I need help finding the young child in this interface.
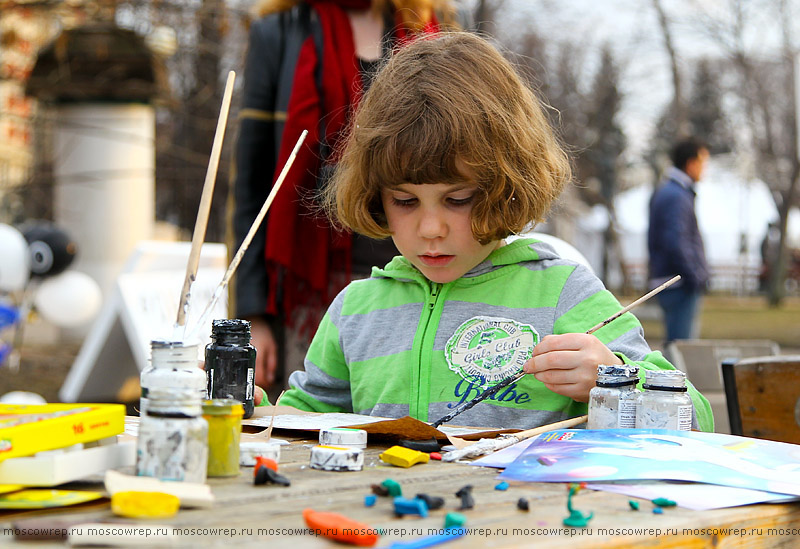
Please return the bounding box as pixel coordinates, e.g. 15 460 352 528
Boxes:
277 32 713 431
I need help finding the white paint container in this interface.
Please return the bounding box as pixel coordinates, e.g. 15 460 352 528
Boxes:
140 340 206 416
136 387 208 483
309 445 364 472
239 441 281 466
318 428 368 449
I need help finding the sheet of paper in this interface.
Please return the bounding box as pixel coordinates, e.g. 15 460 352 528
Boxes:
588 481 799 511
499 429 800 498
244 407 517 440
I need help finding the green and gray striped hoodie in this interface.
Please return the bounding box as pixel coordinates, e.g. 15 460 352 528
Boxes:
280 238 714 431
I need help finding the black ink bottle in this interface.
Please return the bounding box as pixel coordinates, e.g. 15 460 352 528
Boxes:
205 319 256 418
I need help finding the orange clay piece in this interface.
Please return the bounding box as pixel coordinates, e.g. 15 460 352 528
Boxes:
302 508 379 546
253 456 278 476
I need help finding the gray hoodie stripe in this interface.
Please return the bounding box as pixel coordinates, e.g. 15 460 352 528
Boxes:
287 359 353 412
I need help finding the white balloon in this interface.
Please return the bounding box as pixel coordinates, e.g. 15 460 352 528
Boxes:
34 270 102 328
0 391 47 405
0 223 30 292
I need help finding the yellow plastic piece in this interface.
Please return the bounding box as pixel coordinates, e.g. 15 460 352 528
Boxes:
379 446 430 468
111 491 180 519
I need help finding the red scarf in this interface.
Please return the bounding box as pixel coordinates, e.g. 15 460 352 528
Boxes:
264 0 439 338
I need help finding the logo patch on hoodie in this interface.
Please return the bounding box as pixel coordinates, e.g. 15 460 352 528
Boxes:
445 316 539 388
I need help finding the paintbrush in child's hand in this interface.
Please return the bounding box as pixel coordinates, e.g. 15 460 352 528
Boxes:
429 275 681 428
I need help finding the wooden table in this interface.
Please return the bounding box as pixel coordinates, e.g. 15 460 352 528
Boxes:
2 437 800 548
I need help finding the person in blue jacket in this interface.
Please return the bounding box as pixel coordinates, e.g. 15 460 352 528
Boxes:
648 137 710 346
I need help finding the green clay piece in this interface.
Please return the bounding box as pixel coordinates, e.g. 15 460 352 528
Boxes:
381 479 402 498
444 512 467 529
652 498 677 507
563 485 593 528
628 500 640 511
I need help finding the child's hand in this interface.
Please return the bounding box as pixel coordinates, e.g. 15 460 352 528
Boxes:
522 333 623 402
254 386 272 407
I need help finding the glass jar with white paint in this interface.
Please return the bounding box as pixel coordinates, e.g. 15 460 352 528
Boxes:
136 386 208 483
139 340 207 416
587 364 640 429
635 369 693 431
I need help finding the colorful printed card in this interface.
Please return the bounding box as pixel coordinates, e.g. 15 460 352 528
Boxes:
499 429 800 497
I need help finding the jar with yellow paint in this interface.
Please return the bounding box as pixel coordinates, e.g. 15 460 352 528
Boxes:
202 399 243 477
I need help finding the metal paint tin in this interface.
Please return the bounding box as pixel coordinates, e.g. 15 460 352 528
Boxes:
202 399 243 477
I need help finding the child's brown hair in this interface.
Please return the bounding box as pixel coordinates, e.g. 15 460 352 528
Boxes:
324 31 572 244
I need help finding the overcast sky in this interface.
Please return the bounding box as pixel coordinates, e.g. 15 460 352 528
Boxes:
488 0 790 155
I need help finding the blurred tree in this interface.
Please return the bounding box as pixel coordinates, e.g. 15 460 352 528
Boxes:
690 0 800 306
585 47 628 287
687 58 733 154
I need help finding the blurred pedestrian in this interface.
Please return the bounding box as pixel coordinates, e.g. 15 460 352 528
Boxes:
647 137 710 346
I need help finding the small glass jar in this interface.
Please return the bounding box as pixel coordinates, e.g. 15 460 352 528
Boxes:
205 319 256 418
203 399 243 478
588 364 640 429
136 387 208 483
635 370 693 431
140 340 206 417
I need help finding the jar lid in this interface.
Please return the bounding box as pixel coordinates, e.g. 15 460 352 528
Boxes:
211 318 251 333
596 364 639 377
319 427 368 449
202 399 245 416
644 369 687 387
150 340 200 367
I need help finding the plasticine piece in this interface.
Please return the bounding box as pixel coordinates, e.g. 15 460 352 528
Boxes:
381 479 403 498
303 509 379 546
254 466 290 486
517 498 529 511
387 527 465 549
629 500 640 511
380 446 430 468
652 497 677 507
429 452 442 461
455 485 474 510
253 457 278 475
371 483 390 497
398 438 441 453
494 481 509 491
562 484 593 528
415 494 445 511
365 494 377 507
653 507 664 515
394 497 428 518
443 512 466 529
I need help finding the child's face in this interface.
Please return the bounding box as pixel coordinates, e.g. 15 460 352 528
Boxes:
381 182 501 283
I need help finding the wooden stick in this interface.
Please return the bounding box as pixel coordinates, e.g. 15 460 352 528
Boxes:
430 276 681 428
185 129 309 341
442 414 588 462
265 390 285 442
175 71 236 328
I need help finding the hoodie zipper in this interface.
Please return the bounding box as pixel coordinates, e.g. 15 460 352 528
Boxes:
411 281 443 421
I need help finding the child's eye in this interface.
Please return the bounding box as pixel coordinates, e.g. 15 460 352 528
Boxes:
447 195 475 207
391 197 417 208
